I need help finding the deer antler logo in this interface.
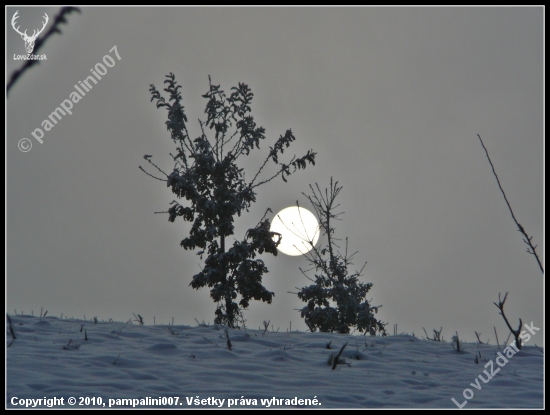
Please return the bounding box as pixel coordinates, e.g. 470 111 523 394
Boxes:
11 10 49 54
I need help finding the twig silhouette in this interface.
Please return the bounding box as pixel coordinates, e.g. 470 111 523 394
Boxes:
6 314 17 340
477 134 543 274
332 342 348 370
493 292 522 350
7 7 81 96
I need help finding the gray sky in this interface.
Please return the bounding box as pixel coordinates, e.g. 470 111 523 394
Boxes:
7 7 543 343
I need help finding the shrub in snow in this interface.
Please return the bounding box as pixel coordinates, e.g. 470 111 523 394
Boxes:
294 178 387 336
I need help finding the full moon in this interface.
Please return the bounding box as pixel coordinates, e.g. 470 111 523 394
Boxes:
270 206 320 256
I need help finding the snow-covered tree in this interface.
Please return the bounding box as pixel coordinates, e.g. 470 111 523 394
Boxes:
141 73 316 328
293 178 387 335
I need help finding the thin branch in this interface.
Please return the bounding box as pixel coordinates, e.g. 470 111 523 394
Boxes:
474 331 483 344
422 327 430 340
250 158 295 189
201 336 218 347
139 166 166 181
255 208 273 227
7 7 81 95
225 328 232 351
117 320 130 336
6 314 17 340
225 129 242 156
332 342 348 370
493 292 523 350
503 332 512 347
477 134 543 274
262 320 270 335
198 120 218 162
141 154 170 177
494 326 500 349
169 151 188 171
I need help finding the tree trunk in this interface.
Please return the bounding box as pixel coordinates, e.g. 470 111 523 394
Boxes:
220 235 234 328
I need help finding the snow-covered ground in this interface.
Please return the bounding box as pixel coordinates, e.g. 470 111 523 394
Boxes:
6 315 543 409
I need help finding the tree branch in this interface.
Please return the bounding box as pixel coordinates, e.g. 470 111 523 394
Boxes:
7 7 81 96
477 134 543 274
493 292 523 350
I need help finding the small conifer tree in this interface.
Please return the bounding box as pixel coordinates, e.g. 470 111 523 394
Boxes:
141 73 316 328
293 178 386 335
